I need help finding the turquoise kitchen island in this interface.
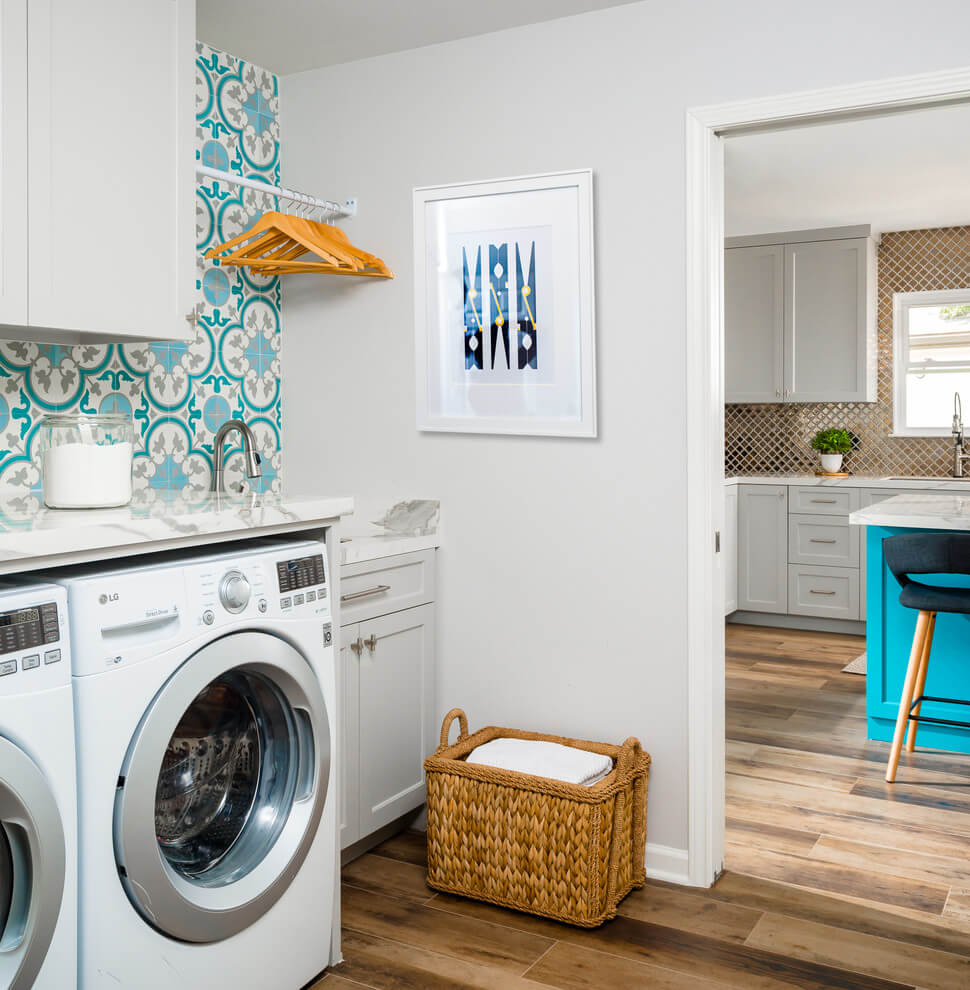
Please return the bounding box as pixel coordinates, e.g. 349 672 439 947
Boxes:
852 492 970 755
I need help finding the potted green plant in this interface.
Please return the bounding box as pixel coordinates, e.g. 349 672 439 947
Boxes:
811 428 853 474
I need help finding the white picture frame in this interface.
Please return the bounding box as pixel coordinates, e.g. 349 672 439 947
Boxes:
413 170 596 437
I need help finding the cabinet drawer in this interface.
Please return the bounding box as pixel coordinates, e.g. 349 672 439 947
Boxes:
788 487 859 515
339 550 436 623
788 565 859 620
788 514 859 567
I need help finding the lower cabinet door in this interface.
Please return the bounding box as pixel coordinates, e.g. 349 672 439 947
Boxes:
357 604 435 837
338 622 360 850
738 485 788 613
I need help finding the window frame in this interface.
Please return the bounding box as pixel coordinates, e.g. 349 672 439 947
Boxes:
892 287 970 437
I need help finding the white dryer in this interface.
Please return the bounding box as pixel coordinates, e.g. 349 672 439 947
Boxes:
0 585 76 990
63 540 338 989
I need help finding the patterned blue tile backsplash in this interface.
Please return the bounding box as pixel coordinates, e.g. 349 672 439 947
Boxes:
0 42 283 506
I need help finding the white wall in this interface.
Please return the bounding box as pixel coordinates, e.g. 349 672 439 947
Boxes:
280 0 970 864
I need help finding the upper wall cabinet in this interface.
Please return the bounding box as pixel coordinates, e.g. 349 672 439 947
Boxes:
725 227 877 404
0 0 196 344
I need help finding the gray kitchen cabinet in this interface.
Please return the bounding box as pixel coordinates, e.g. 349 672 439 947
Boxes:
724 246 784 402
725 227 876 404
724 485 738 615
338 551 436 851
786 238 874 402
738 484 788 614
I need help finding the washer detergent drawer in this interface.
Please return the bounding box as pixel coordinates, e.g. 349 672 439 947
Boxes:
340 550 435 623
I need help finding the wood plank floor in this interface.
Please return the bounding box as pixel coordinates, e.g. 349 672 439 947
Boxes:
313 623 970 989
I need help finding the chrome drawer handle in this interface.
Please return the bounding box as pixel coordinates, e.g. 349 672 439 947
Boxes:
809 589 836 595
810 498 837 504
341 584 391 603
809 538 837 544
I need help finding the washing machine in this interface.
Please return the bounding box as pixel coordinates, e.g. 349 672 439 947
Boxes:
63 539 338 989
0 584 76 990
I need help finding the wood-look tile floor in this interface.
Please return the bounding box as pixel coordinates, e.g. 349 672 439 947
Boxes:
313 624 970 989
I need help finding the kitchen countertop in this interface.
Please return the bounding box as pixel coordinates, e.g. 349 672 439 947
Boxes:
849 492 970 530
0 491 354 575
725 474 970 491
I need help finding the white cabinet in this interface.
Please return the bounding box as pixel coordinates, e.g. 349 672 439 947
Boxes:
0 0 27 327
724 484 738 615
338 551 436 850
738 484 788 614
725 228 876 404
1 0 196 344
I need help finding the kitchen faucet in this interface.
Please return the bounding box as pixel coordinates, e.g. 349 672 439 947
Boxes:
953 392 970 478
210 419 262 493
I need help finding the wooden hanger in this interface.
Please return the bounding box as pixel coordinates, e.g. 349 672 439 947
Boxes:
205 210 393 278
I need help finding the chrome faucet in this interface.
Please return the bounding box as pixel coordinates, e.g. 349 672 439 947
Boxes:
210 419 262 493
953 392 970 478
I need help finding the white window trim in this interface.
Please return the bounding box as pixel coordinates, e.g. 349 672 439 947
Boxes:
892 287 970 437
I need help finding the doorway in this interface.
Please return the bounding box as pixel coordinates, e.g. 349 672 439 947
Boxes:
685 69 970 890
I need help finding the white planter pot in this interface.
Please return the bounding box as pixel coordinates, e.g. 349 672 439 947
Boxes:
820 453 844 473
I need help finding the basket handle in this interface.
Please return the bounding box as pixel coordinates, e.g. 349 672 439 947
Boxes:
439 708 469 749
617 737 642 778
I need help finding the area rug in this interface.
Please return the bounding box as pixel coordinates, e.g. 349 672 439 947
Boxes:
842 653 866 675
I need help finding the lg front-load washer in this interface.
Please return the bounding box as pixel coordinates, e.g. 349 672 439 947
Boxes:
0 584 77 990
63 539 338 989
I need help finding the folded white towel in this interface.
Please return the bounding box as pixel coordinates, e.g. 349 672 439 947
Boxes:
466 738 614 786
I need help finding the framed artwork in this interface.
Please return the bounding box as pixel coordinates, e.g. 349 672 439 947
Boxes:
413 170 596 437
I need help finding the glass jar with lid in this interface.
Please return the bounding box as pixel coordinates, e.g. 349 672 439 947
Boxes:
38 413 134 509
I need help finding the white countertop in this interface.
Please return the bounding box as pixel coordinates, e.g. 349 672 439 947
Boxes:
0 491 354 575
337 496 441 564
725 474 970 492
849 492 970 530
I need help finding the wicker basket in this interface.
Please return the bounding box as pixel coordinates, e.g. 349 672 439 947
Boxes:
423 708 650 927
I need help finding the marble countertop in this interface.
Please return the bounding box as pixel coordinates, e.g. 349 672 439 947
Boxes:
0 491 354 575
337 496 441 564
339 532 440 565
725 474 970 491
850 492 970 530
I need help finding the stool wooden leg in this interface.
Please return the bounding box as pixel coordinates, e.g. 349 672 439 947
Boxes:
886 610 932 783
905 611 936 753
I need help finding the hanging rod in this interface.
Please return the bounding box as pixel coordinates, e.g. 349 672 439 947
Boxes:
195 164 358 219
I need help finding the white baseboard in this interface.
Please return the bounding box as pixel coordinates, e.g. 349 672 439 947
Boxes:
644 843 689 885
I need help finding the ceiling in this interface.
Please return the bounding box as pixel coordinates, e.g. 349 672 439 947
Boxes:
197 0 639 75
725 102 970 237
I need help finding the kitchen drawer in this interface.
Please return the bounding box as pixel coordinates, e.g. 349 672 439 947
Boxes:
788 514 859 568
339 550 436 623
788 486 860 516
788 564 859 620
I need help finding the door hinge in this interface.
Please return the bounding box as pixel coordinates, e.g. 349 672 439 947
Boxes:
715 530 721 553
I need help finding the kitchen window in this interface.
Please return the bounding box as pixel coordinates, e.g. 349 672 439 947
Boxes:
893 288 970 436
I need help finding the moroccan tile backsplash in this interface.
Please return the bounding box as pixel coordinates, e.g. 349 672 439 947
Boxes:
0 42 282 509
725 226 970 477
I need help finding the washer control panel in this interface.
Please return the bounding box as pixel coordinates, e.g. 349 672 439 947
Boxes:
277 552 327 613
0 585 69 692
219 569 252 613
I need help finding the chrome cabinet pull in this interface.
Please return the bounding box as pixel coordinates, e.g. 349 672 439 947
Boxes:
809 538 837 544
341 584 391 603
811 498 837 504
809 589 836 595
363 634 378 652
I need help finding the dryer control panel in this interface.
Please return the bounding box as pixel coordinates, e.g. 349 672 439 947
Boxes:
0 585 69 694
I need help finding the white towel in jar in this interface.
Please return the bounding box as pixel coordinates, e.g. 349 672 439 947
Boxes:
466 737 614 786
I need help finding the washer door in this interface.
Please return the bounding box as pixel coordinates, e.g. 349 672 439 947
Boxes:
0 737 66 990
115 631 330 943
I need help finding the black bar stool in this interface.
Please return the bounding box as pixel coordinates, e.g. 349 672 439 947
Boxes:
883 533 970 782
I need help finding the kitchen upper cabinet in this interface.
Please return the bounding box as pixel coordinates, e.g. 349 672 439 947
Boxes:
724 246 784 402
1 0 195 343
738 484 788 614
725 228 876 404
